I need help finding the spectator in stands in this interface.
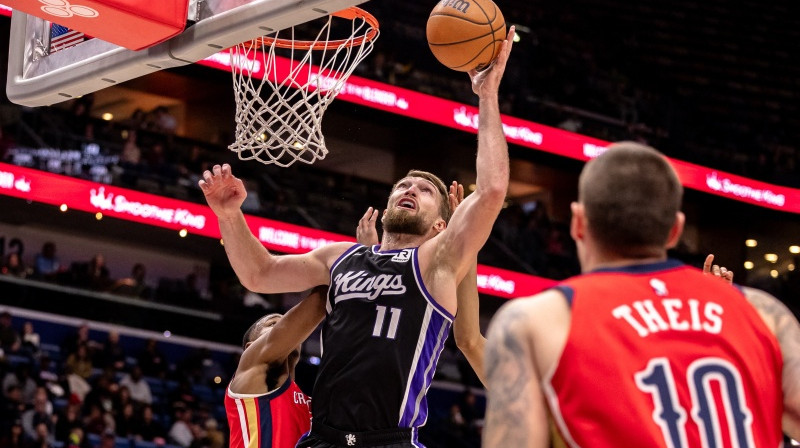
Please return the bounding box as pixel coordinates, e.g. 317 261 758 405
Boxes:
111 263 152 299
71 254 112 292
65 363 92 404
0 310 21 353
20 321 41 357
33 242 63 282
95 429 115 448
62 323 92 360
96 331 125 371
54 401 83 444
65 343 94 380
133 405 166 442
30 421 57 448
114 402 137 439
37 355 65 399
121 109 146 131
1 386 26 435
1 252 28 278
21 390 53 442
201 419 224 448
118 366 152 406
169 381 197 411
65 427 90 448
3 364 38 405
168 405 198 448
136 339 166 379
113 386 133 416
82 403 114 436
84 373 118 417
152 106 178 135
0 419 25 448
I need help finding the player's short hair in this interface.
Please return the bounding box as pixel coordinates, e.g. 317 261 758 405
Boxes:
399 170 452 223
241 313 283 350
579 142 683 257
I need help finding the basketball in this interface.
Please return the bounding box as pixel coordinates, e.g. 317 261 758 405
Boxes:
426 0 506 72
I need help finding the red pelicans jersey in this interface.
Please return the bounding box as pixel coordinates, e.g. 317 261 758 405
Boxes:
546 260 783 448
225 378 311 448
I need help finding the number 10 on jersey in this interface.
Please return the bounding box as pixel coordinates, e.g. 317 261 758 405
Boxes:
635 357 755 448
373 305 402 339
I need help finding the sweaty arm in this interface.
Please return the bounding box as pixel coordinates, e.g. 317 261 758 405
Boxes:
743 287 800 439
200 163 346 293
453 261 487 387
483 297 549 448
429 28 515 281
232 287 327 393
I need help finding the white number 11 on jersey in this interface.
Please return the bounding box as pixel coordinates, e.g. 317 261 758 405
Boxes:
373 305 402 339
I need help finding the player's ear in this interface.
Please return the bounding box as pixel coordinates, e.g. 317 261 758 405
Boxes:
665 211 685 249
570 202 585 242
433 218 446 233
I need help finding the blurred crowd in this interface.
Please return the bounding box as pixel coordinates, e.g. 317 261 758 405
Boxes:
0 313 230 448
0 240 201 306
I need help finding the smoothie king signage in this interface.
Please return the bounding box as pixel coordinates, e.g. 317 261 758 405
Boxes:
0 162 547 298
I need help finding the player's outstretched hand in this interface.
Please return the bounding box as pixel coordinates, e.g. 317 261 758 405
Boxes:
357 206 380 246
703 254 734 284
448 181 465 212
469 26 515 97
198 164 247 218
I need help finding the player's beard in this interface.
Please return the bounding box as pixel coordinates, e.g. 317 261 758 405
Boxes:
383 208 428 235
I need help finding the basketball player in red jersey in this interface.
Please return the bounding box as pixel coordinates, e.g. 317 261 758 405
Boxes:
484 142 800 447
225 287 326 448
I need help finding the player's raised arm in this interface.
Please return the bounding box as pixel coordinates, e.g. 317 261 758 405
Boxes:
431 27 515 280
742 287 800 439
199 163 347 293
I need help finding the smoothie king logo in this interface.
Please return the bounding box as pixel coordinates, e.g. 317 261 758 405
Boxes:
90 187 206 229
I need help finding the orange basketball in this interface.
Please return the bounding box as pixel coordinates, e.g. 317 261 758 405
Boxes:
426 0 506 72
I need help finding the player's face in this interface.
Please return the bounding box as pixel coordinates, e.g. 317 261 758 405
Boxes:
254 316 301 361
383 177 441 235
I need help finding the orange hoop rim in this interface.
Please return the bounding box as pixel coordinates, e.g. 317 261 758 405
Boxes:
241 6 379 51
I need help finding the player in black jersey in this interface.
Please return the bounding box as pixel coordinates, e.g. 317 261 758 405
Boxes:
200 27 515 447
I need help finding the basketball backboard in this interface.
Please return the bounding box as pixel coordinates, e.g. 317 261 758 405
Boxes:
6 0 366 107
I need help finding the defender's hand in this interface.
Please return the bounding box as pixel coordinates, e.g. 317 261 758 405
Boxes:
357 207 380 246
703 254 734 284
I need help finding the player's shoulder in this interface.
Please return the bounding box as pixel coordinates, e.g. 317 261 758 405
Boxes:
492 289 569 332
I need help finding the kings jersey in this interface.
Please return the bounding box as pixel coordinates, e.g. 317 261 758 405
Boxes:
312 244 454 434
225 378 311 448
547 260 783 448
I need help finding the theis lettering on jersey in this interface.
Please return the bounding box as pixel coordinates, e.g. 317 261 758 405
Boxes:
333 270 407 301
612 298 723 337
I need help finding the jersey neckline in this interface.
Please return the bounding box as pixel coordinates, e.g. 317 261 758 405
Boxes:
588 258 684 274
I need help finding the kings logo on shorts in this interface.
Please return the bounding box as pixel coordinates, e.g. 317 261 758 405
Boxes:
333 270 407 301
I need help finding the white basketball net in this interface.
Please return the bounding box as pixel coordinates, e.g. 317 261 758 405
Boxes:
229 10 379 167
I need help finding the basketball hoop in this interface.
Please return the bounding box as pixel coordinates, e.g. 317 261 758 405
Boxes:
228 7 379 167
